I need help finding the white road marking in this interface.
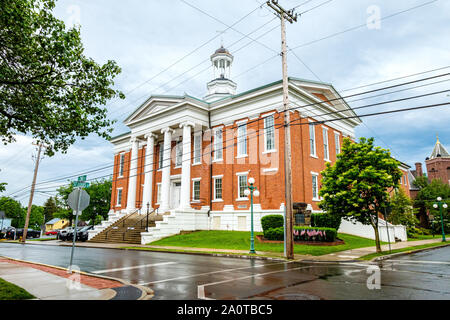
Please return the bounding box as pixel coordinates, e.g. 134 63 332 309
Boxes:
92 261 176 274
388 260 450 265
197 264 368 299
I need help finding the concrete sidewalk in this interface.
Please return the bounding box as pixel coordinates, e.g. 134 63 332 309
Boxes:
0 258 117 300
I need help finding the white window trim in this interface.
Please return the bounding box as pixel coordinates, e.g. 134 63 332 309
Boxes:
213 177 223 201
311 172 320 201
263 168 278 173
334 131 341 155
309 121 317 157
263 114 276 153
237 123 247 157
193 133 202 165
236 173 249 201
192 178 201 202
116 188 123 207
213 128 223 161
323 127 330 162
118 153 125 178
158 142 164 171
156 183 162 205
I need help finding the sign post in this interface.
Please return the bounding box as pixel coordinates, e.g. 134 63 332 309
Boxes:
67 176 90 272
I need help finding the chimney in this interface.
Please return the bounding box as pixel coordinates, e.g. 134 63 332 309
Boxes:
415 162 423 177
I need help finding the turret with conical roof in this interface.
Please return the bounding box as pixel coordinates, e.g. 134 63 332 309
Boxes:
425 135 450 186
429 135 450 159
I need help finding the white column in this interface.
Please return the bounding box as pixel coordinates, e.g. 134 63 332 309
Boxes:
179 122 194 209
141 133 156 213
159 128 174 213
126 137 139 213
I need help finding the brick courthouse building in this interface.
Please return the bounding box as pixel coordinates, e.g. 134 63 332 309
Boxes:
89 47 409 243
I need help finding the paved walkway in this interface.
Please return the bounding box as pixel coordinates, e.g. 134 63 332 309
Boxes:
0 258 120 300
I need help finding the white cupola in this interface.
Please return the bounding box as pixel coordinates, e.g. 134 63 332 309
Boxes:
203 46 237 102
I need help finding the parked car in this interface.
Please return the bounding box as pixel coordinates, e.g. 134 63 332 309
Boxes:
45 230 59 236
57 227 73 241
5 227 16 240
76 226 93 242
12 228 40 239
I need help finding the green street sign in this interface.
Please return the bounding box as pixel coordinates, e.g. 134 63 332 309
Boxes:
71 181 90 188
78 175 87 182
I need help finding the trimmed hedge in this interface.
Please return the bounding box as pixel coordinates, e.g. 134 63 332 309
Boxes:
264 226 337 242
261 215 284 232
311 213 341 230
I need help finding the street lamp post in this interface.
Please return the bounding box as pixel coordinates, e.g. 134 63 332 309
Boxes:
244 177 260 254
433 197 448 242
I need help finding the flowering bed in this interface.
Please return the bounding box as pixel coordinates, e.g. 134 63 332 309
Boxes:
264 226 337 242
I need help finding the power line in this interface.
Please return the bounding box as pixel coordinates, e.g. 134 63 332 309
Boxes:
7 71 449 196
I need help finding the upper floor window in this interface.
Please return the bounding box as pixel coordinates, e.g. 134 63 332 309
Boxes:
214 177 223 200
193 180 201 201
193 134 202 164
312 173 319 200
158 143 164 169
309 123 316 157
237 124 247 156
238 174 248 199
176 140 182 167
119 153 125 177
323 127 329 161
335 132 341 155
264 115 275 151
214 128 223 161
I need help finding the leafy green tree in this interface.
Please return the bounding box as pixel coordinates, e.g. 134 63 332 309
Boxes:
29 205 44 230
319 137 402 253
81 179 112 225
0 182 6 192
414 179 450 228
43 197 58 223
0 196 25 227
387 188 418 228
0 0 124 156
54 184 74 225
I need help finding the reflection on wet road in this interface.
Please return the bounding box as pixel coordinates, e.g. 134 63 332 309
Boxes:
0 243 448 300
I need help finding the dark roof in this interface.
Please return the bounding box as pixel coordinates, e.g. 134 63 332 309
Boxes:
214 46 230 55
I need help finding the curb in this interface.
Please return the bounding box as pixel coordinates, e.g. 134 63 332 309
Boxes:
372 242 450 262
0 255 153 300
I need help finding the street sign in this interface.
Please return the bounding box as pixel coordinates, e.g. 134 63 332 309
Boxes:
78 175 87 182
68 188 90 213
71 181 90 188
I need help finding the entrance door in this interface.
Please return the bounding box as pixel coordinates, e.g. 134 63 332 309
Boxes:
171 182 181 209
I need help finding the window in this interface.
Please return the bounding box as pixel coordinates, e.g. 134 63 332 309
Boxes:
335 132 341 155
193 134 201 164
119 153 125 177
214 178 223 200
238 175 248 199
116 188 123 206
158 143 164 169
309 123 316 156
237 124 247 156
264 115 275 151
312 174 319 200
176 140 182 167
214 128 223 160
193 180 201 201
156 183 162 203
323 127 329 161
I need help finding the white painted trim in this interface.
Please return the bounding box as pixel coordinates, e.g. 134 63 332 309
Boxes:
236 171 250 176
235 119 249 125
213 176 223 201
116 188 123 207
212 175 224 179
263 168 278 173
262 149 277 155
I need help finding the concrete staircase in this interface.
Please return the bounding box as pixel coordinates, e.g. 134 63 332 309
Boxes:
88 210 163 244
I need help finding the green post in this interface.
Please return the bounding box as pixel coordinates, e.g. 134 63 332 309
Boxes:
439 200 446 242
250 187 255 254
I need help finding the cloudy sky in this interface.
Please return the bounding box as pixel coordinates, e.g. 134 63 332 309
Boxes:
1 0 449 205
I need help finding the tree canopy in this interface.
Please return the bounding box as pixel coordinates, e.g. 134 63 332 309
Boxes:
319 137 402 252
413 178 450 228
0 0 124 155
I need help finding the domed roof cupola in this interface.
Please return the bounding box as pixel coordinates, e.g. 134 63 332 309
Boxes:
204 46 237 102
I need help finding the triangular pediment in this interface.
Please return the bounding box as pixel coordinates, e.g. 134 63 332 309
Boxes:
124 96 184 124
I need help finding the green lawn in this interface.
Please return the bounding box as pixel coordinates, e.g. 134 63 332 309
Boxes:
359 242 450 261
0 278 34 300
408 234 449 241
148 231 379 256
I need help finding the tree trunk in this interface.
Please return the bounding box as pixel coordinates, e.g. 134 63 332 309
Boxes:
373 225 382 253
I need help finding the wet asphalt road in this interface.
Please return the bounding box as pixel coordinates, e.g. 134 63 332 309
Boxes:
0 242 448 300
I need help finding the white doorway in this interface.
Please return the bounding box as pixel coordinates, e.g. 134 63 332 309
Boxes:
171 181 181 209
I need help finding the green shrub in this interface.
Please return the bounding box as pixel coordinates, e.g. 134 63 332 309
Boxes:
261 215 284 232
263 226 337 242
311 213 341 230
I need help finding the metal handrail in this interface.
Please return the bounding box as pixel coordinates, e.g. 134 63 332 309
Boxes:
122 209 156 241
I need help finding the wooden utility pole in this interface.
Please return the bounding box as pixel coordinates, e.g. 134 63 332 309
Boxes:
21 142 45 243
266 0 298 259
